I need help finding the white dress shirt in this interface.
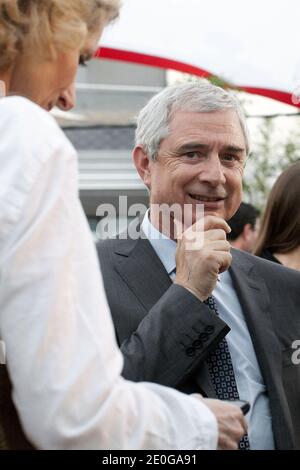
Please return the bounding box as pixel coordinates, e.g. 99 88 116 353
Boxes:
142 210 275 450
0 96 218 450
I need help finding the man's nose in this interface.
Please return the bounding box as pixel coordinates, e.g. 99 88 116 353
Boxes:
198 154 226 186
56 83 76 111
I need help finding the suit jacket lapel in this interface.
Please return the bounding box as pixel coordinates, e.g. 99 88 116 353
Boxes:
114 236 173 312
230 249 295 449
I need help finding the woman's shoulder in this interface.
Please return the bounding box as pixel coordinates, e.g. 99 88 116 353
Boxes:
0 96 77 247
1 96 60 135
1 95 47 117
0 96 75 162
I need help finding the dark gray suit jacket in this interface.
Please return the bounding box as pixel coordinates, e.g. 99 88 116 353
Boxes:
97 229 300 450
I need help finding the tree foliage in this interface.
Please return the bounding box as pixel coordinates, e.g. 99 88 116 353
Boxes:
244 117 300 210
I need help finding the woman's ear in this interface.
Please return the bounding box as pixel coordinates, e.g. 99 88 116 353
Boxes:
132 146 152 190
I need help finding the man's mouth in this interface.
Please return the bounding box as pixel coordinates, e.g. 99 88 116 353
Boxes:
188 193 225 202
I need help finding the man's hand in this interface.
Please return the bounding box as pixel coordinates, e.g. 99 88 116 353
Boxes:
193 396 248 450
174 215 232 301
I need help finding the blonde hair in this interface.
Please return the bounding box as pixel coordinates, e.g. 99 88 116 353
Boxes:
0 0 120 71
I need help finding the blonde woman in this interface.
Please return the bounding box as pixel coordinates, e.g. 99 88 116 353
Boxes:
0 0 246 450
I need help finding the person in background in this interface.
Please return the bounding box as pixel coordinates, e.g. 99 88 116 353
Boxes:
0 0 246 450
254 161 300 270
227 202 260 252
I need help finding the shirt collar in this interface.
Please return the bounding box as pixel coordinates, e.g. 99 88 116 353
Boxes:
141 210 177 276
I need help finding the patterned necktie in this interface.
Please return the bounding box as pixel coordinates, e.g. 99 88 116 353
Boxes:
204 296 250 450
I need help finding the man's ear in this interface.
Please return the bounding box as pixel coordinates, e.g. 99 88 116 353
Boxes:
132 146 152 190
243 223 252 241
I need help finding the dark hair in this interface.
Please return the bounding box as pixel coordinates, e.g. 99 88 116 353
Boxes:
254 161 300 256
227 202 260 241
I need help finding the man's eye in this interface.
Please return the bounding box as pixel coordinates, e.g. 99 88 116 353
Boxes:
221 154 245 168
183 152 203 160
222 154 242 163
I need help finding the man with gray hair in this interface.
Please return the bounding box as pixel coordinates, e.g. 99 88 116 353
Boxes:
97 80 300 450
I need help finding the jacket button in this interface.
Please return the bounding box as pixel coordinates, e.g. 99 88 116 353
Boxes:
186 347 195 357
192 339 203 349
199 332 209 342
205 325 215 334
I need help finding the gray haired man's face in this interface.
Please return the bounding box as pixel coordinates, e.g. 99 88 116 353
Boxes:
144 109 246 226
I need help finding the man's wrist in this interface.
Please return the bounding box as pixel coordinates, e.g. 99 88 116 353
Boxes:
173 281 208 302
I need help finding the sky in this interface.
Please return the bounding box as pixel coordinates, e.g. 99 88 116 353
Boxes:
101 0 300 99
